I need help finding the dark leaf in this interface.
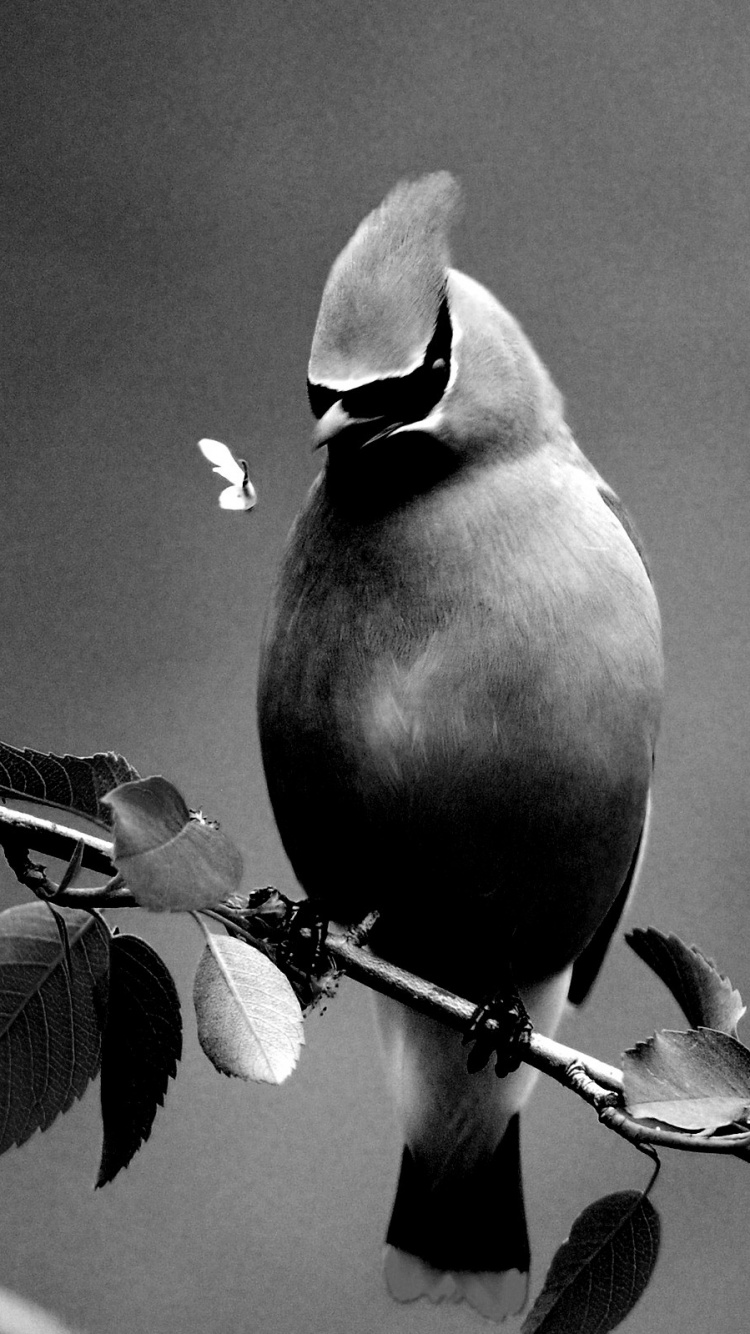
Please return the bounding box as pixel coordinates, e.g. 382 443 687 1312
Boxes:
626 927 745 1036
104 779 243 911
623 1027 750 1131
521 1191 660 1334
97 933 182 1187
0 742 140 829
0 902 110 1153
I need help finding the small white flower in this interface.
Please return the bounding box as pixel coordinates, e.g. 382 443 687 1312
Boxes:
198 439 257 512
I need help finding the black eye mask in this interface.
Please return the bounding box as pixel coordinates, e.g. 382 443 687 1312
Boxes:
307 292 453 429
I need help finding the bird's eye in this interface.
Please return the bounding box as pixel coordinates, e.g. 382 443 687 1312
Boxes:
308 291 453 430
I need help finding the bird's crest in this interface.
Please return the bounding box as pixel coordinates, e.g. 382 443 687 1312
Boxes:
309 172 461 386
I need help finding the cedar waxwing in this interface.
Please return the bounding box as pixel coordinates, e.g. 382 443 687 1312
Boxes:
257 173 663 1321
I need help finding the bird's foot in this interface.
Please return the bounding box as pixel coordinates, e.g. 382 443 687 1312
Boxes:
222 888 338 1011
276 897 330 974
274 898 341 1013
463 982 533 1078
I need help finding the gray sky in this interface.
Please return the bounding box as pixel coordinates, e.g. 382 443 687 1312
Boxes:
2 3 749 1332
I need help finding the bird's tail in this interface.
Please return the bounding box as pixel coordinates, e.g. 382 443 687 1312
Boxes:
374 970 571 1322
384 1113 530 1320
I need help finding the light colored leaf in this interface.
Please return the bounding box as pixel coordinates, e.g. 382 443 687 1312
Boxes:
193 934 304 1084
0 741 140 829
0 1284 83 1333
623 1027 750 1131
521 1191 660 1334
0 903 110 1154
626 927 745 1036
103 776 190 855
104 778 243 911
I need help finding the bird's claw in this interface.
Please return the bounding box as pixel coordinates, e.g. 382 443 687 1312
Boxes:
463 986 533 1078
276 898 330 975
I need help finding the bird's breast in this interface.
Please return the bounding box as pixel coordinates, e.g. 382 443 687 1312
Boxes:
258 450 662 987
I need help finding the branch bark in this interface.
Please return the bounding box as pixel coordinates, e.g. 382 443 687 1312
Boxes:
1 803 749 1160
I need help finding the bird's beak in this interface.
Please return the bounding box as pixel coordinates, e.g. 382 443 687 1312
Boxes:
312 399 388 450
313 400 351 448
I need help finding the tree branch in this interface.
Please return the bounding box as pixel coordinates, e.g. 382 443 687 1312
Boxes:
1 803 749 1160
0 806 120 880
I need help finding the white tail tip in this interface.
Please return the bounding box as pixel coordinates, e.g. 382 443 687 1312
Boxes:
384 1245 528 1322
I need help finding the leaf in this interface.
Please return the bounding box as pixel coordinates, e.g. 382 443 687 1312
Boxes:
0 741 140 828
0 1284 83 1333
623 1027 750 1131
96 933 183 1187
521 1191 660 1334
626 927 745 1036
0 902 110 1153
103 776 191 853
104 778 243 911
193 934 304 1084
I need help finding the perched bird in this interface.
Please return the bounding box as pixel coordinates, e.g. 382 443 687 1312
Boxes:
257 173 663 1320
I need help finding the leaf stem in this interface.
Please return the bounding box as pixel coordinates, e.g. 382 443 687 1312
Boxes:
2 803 750 1160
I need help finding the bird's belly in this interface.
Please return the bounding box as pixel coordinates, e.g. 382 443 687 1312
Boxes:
258 460 663 993
260 610 653 992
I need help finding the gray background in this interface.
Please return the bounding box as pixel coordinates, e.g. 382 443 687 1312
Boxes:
2 2 749 1332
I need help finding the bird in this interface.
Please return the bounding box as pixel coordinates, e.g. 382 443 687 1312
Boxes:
257 172 663 1321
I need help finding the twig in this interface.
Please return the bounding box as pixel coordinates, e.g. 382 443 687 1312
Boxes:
2 802 749 1159
321 929 626 1090
0 807 119 878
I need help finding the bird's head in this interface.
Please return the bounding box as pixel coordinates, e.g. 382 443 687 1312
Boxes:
308 173 564 483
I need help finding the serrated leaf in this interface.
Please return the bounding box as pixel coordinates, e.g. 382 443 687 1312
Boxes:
96 933 183 1187
193 935 304 1084
104 778 243 911
521 1191 660 1334
0 741 140 828
0 902 110 1153
626 927 745 1036
623 1027 750 1131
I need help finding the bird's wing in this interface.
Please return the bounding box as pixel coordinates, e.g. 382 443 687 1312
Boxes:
560 423 654 587
564 474 656 1005
198 437 245 483
597 484 653 585
567 789 652 1005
